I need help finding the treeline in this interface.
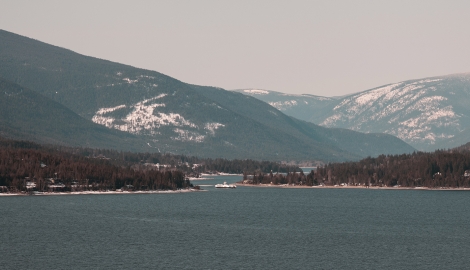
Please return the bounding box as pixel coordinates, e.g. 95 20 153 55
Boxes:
246 171 315 186
192 158 299 175
315 150 470 188
72 150 300 175
0 137 299 175
0 147 191 192
453 142 470 153
244 149 470 188
0 137 300 193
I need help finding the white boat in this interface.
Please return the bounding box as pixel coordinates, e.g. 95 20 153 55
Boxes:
215 182 236 188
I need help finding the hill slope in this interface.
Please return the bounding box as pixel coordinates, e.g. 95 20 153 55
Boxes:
0 78 146 150
232 89 338 122
0 29 415 161
237 74 470 151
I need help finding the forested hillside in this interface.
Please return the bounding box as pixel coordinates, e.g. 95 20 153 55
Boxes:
237 74 470 151
0 145 190 192
48 144 301 175
0 137 300 193
314 148 470 188
244 145 470 188
0 29 415 162
0 77 148 150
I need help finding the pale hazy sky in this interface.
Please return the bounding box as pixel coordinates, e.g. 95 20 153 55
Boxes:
2 0 470 96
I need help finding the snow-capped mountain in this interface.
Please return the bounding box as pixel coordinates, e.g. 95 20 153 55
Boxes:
0 78 144 150
237 74 470 151
0 29 415 162
320 75 470 150
232 89 338 122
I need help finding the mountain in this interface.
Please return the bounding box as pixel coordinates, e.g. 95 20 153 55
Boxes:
0 29 415 161
236 74 470 151
232 89 338 122
0 78 147 150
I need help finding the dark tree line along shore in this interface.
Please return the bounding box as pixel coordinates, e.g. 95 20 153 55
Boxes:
315 151 470 188
245 171 314 186
246 149 470 188
0 137 299 193
71 150 300 175
0 137 299 175
5 136 470 192
0 147 190 192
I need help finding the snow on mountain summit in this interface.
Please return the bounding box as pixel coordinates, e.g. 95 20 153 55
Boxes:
319 75 468 149
237 73 470 151
243 89 270 95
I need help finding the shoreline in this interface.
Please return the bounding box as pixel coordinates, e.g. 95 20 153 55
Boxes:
189 173 243 180
199 173 242 177
0 188 205 196
189 174 243 180
188 177 212 181
235 183 470 191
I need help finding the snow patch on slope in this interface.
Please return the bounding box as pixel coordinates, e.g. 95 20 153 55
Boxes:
123 78 138 84
171 122 225 143
320 77 459 146
244 89 269 95
92 95 226 142
92 94 196 135
172 129 205 143
204 123 225 135
95 105 127 115
269 100 298 110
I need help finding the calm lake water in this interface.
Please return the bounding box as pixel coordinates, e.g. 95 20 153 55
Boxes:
1 175 470 269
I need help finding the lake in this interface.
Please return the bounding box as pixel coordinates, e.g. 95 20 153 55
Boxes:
1 175 469 269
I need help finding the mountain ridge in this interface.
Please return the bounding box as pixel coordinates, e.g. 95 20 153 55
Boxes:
236 73 470 151
0 77 147 150
0 29 415 161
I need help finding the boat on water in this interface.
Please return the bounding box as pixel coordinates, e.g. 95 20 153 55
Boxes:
215 182 236 188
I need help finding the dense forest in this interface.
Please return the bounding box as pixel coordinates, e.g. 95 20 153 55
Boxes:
0 146 190 192
70 148 300 175
244 147 470 188
315 150 470 188
0 137 190 192
0 137 299 193
244 171 315 186
0 137 299 175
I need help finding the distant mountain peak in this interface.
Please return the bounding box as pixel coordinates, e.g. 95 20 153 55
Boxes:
322 76 461 147
237 73 470 151
242 89 270 95
0 29 415 161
